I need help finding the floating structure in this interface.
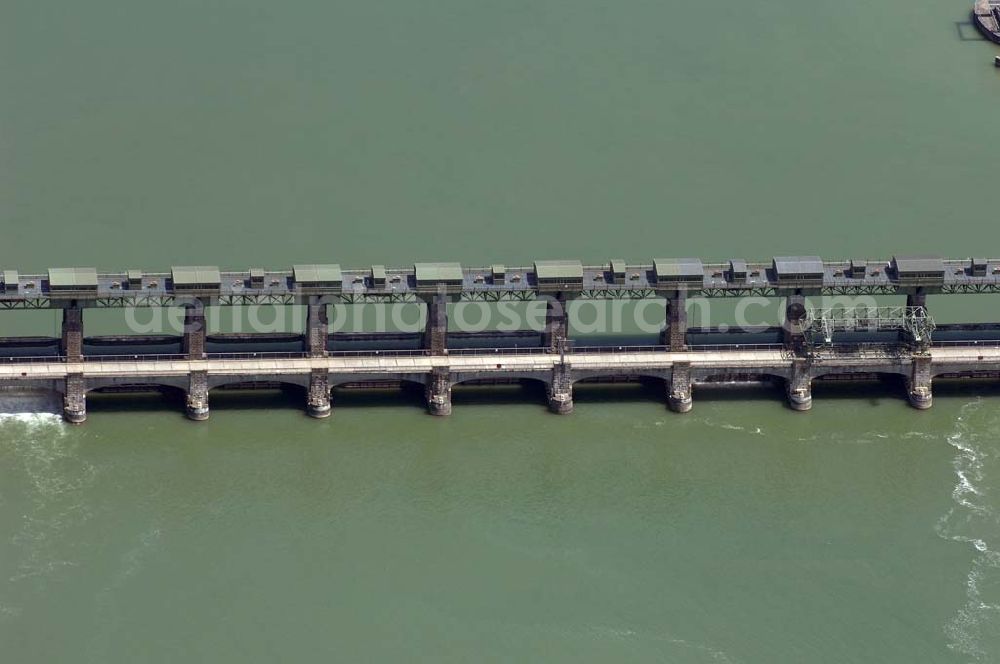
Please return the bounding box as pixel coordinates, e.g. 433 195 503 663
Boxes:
0 255 999 422
975 0 1000 44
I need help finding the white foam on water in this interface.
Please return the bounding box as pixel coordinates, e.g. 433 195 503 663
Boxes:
936 399 1000 661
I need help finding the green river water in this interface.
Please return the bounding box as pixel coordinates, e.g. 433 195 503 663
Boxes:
2 1 1000 661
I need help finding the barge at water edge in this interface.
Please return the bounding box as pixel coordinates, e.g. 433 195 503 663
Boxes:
975 0 1000 46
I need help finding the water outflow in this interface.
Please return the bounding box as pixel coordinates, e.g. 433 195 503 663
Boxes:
937 399 1000 661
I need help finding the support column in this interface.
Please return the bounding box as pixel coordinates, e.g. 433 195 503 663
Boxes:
307 368 331 418
907 354 932 410
542 295 569 353
306 302 329 358
782 293 807 352
547 362 573 414
63 373 86 424
659 291 688 351
422 295 448 355
906 291 927 309
182 303 207 360
425 367 452 416
787 359 812 411
61 304 83 361
668 362 692 413
186 370 209 420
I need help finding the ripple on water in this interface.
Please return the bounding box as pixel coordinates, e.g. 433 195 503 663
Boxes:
936 399 1000 662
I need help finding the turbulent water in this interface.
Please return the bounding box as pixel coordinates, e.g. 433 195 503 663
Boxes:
2 0 1000 661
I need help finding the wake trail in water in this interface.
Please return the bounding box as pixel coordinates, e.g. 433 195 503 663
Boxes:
936 399 1000 661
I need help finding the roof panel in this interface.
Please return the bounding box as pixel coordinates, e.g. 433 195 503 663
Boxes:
772 256 825 277
892 255 945 275
414 262 464 283
293 264 342 285
534 260 583 280
171 266 221 287
653 258 704 280
48 267 98 288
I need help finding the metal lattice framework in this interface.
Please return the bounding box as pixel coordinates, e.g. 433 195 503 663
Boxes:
804 306 936 349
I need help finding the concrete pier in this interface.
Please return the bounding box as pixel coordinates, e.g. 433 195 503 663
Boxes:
61 305 83 361
307 368 331 418
660 291 688 351
907 355 933 410
305 303 329 358
425 367 452 416
668 362 693 413
782 294 807 351
542 295 570 353
422 295 448 356
547 363 574 414
63 373 86 423
787 359 813 411
186 370 210 421
183 305 207 360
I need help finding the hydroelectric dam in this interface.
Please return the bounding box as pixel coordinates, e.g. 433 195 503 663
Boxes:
2 256 999 423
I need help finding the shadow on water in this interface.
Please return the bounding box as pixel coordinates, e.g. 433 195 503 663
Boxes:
573 381 664 406
331 385 426 411
451 381 548 408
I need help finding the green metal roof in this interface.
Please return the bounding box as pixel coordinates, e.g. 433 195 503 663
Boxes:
772 256 824 278
534 260 583 281
2 270 18 285
491 264 506 275
293 264 342 285
653 258 704 280
892 255 944 276
126 269 143 282
414 262 463 284
171 266 221 287
48 267 98 289
610 259 626 275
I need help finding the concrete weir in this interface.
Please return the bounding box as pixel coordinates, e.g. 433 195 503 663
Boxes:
0 344 992 423
1 255 1000 421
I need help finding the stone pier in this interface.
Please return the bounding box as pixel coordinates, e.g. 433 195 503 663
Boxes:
782 294 807 352
305 302 329 358
61 305 83 361
63 373 86 423
907 354 932 410
668 361 693 413
542 295 570 353
547 362 573 414
660 291 688 351
906 291 927 309
183 304 207 360
307 368 331 418
787 359 812 411
186 370 209 420
422 294 448 355
425 367 452 416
